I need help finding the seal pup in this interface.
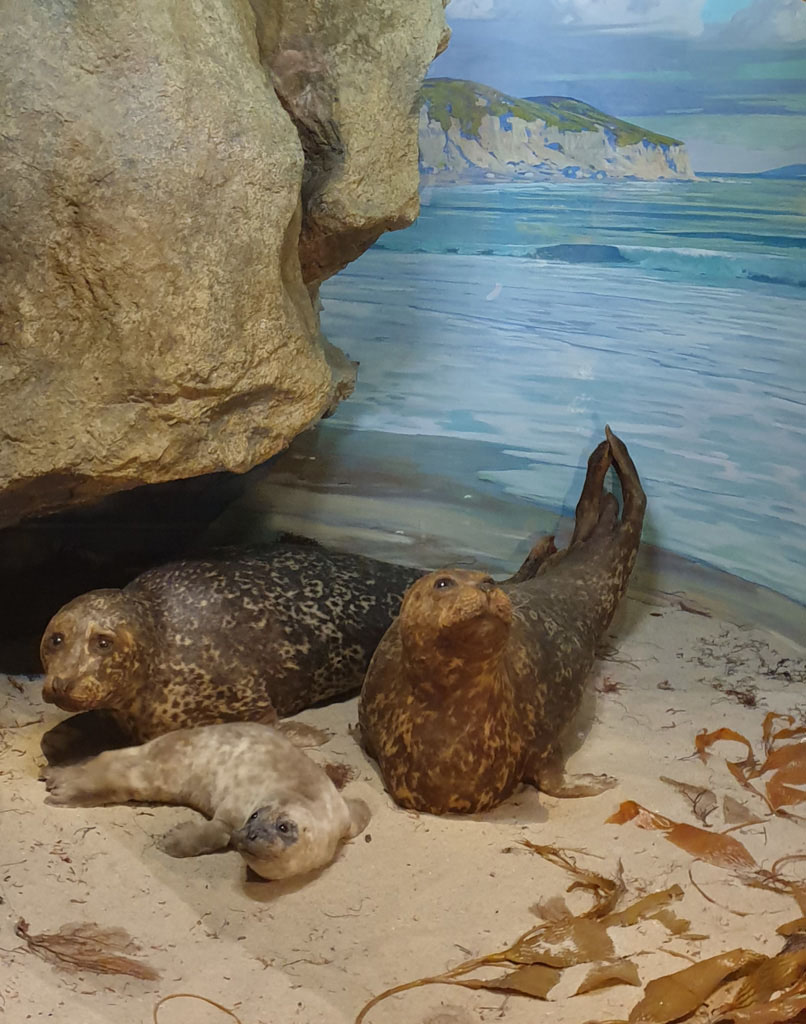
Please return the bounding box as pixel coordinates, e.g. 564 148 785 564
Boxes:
40 544 425 752
358 427 646 815
42 722 371 880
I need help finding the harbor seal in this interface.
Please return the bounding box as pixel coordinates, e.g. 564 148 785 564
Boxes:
39 544 424 754
42 722 371 880
358 427 646 815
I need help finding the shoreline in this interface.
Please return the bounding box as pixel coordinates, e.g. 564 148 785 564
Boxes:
206 425 805 647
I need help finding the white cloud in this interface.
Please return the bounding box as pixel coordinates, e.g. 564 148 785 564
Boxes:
447 0 806 41
719 0 806 45
447 0 497 18
544 0 706 37
451 0 708 36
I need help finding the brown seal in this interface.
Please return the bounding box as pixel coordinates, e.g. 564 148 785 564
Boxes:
39 544 424 756
358 427 646 815
43 722 371 880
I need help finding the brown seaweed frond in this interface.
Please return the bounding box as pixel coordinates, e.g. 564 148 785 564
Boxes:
153 993 243 1022
519 840 626 918
15 918 159 980
354 845 686 1024
323 761 358 790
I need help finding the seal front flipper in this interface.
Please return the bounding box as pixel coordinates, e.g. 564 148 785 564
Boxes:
345 798 371 839
159 818 231 858
41 710 134 766
526 748 617 799
504 535 558 584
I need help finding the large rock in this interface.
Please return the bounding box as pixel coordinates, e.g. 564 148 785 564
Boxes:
254 1 451 285
0 0 448 528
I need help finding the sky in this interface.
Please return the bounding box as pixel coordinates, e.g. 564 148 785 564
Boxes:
431 0 806 171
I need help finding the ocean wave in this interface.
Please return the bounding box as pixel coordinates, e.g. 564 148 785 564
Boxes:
373 239 806 288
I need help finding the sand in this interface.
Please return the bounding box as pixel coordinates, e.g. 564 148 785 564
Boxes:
1 586 805 1024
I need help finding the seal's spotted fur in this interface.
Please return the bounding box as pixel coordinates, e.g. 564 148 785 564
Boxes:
359 428 646 815
41 545 424 744
42 722 370 880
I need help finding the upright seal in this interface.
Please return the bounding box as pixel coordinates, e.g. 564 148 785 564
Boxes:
40 544 424 751
43 722 371 880
359 427 646 815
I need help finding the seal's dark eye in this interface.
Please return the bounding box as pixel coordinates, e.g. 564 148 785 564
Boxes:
93 634 114 652
433 577 456 590
248 810 259 822
277 821 289 834
49 632 64 648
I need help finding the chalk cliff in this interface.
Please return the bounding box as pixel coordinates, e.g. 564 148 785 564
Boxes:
419 79 694 184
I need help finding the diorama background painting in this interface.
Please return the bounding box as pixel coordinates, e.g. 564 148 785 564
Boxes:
235 0 806 608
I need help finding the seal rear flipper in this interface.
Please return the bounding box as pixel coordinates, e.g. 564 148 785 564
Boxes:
592 492 620 537
569 439 612 548
604 425 646 534
159 817 231 858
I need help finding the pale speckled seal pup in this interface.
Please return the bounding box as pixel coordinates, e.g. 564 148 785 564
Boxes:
42 722 371 880
358 427 646 815
39 544 424 753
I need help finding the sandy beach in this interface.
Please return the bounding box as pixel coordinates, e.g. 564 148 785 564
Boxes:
2 574 805 1024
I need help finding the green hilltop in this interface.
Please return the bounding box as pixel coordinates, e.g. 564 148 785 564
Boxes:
422 78 682 149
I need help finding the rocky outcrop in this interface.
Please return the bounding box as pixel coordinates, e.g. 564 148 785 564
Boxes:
0 0 448 529
419 79 694 184
257 4 451 286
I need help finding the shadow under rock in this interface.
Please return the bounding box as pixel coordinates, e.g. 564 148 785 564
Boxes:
0 468 252 674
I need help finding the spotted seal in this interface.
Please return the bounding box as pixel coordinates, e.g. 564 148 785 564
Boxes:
42 722 371 880
39 544 425 754
358 427 646 815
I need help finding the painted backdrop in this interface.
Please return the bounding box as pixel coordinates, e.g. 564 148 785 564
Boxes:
234 0 806 609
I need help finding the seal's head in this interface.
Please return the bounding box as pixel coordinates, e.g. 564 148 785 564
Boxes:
40 590 152 712
398 569 513 674
230 795 370 881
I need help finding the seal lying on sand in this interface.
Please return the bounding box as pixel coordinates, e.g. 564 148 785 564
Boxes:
40 537 553 763
42 722 371 880
40 544 424 752
359 427 646 815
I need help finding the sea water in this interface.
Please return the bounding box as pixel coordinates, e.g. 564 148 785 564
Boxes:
319 177 806 606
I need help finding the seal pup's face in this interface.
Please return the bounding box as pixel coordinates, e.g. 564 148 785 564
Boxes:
230 800 343 880
41 590 148 712
399 569 513 671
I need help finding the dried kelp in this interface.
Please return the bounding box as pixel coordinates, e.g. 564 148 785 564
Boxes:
16 918 159 980
576 960 642 995
520 841 625 918
660 777 718 826
695 713 806 815
354 845 690 1023
607 801 757 870
323 761 358 790
605 944 806 1024
627 948 765 1024
722 795 764 826
153 993 242 1022
458 963 561 998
